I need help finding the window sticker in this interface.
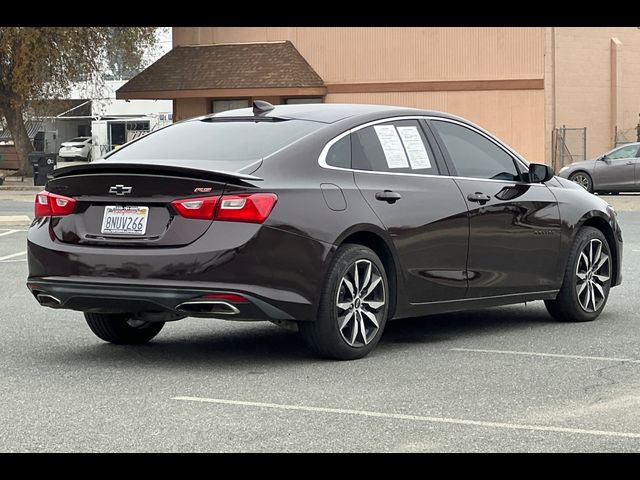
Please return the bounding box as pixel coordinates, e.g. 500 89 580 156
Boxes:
397 126 432 170
373 125 409 168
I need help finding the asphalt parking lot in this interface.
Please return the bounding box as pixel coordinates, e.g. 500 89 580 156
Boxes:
0 193 639 452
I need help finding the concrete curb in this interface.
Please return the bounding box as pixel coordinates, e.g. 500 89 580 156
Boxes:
0 185 42 192
0 215 32 226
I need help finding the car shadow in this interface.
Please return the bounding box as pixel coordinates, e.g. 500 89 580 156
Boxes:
51 305 556 368
381 305 554 346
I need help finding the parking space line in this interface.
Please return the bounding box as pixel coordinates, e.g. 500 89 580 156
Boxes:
0 230 18 237
172 396 640 439
450 348 640 364
0 251 27 262
0 259 27 263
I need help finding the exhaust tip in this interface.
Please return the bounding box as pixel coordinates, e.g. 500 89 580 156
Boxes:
36 293 62 307
175 300 240 317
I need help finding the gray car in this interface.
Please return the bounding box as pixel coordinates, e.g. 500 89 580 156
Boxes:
558 143 640 193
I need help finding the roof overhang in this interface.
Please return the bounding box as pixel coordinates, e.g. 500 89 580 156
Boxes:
117 86 327 100
116 41 325 101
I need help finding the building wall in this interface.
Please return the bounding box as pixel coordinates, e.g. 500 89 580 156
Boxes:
174 98 209 121
327 90 545 163
173 27 544 82
173 27 546 163
546 27 640 163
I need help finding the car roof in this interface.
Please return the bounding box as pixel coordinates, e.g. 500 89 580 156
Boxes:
613 142 640 148
207 103 462 124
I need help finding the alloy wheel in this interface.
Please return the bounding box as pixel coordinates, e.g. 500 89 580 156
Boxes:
575 239 610 312
336 259 386 347
571 174 590 190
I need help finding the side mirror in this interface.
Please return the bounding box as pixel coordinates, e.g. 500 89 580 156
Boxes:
528 163 554 183
597 154 608 162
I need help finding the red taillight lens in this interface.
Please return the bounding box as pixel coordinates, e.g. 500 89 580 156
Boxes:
216 193 278 224
34 191 76 218
171 193 278 224
171 195 219 220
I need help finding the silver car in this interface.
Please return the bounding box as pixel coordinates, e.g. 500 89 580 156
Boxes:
558 142 640 193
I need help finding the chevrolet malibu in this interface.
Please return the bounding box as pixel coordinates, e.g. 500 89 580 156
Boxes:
27 103 623 360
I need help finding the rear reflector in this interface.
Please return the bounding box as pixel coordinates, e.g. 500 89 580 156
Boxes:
171 193 277 224
203 293 249 303
34 191 77 218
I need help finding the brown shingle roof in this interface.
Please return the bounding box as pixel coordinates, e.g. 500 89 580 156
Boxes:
117 41 324 94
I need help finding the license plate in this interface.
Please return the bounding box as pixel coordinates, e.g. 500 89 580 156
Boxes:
101 206 149 235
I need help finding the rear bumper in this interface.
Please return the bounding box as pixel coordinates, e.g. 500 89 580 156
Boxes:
58 151 88 159
27 219 334 321
26 278 294 321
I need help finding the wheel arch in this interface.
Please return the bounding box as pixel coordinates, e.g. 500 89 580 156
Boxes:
333 224 403 319
576 212 619 287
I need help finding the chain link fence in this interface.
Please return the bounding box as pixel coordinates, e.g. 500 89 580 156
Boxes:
614 126 638 147
552 126 587 172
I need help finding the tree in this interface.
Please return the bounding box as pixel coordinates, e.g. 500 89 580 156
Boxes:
0 27 158 174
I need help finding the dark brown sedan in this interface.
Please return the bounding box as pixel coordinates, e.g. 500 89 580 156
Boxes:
26 103 623 359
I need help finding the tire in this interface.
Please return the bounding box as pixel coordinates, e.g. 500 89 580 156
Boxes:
84 312 164 344
300 244 390 360
569 172 593 193
545 227 612 322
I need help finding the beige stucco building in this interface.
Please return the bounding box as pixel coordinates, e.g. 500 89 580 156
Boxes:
117 27 640 167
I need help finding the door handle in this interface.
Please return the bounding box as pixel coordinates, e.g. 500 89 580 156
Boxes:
467 192 491 204
375 190 402 204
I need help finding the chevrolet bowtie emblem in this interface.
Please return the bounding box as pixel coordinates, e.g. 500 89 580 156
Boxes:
109 185 132 195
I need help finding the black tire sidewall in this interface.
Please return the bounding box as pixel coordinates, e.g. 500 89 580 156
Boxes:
302 245 389 360
85 312 164 344
547 227 612 322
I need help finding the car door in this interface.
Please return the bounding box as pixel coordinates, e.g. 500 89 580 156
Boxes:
428 118 562 298
594 144 640 191
350 118 469 303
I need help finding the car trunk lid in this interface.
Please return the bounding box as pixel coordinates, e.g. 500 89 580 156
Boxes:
46 161 262 247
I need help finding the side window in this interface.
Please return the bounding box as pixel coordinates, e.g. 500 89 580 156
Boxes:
351 120 439 175
325 135 351 168
431 120 520 181
607 145 639 160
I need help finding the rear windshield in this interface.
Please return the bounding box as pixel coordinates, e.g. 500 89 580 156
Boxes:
105 119 323 162
68 137 89 143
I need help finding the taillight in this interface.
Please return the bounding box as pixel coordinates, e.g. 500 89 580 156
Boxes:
171 193 277 224
171 196 219 220
34 191 77 218
216 193 278 224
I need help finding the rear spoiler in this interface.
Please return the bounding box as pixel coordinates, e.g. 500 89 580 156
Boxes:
51 161 263 182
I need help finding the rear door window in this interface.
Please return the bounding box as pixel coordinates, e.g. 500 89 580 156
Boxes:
351 120 440 175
